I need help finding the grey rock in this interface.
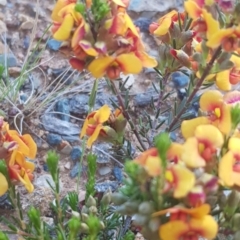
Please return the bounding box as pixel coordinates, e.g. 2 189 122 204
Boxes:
47 39 62 51
34 174 56 189
113 167 123 182
169 132 177 141
171 71 190 89
134 17 152 33
60 141 72 155
98 166 111 176
69 94 89 115
134 89 159 107
0 193 12 209
69 162 82 178
23 36 30 49
55 99 70 121
41 115 80 135
70 146 82 162
92 143 113 163
46 133 62 146
0 53 17 67
95 181 119 193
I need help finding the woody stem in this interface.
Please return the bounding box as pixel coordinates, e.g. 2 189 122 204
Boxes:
168 46 222 132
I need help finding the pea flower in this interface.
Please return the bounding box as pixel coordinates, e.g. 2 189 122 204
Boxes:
181 124 224 168
0 172 8 196
155 204 218 240
80 105 111 147
219 137 240 187
181 90 232 137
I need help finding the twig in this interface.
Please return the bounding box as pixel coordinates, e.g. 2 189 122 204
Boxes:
110 81 147 151
168 46 222 131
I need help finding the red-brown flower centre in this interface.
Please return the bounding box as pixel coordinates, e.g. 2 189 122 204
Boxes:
233 154 240 172
222 37 239 52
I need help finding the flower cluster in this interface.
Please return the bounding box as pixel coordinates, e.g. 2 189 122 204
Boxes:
51 0 157 80
0 117 37 196
80 105 127 147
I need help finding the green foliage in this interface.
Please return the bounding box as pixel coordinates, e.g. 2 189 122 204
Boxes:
231 104 240 129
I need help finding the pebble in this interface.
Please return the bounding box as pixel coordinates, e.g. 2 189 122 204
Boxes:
23 36 30 49
40 217 54 226
98 166 111 176
69 162 82 178
34 174 56 189
20 20 34 30
70 146 82 162
59 141 72 155
177 88 187 101
46 133 62 146
95 181 119 193
134 17 152 33
64 161 71 170
8 66 22 77
171 71 190 89
55 99 70 121
120 73 135 89
92 143 113 164
169 132 177 142
113 167 123 182
47 39 62 51
133 88 159 107
0 193 12 209
43 163 49 172
0 0 6 6
0 53 17 67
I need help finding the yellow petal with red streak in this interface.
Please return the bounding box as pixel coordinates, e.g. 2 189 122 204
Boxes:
79 40 98 56
112 0 127 7
224 90 240 106
94 105 111 123
0 173 8 196
219 151 235 187
154 17 172 36
202 9 220 40
135 51 158 68
160 220 189 240
218 104 231 135
80 118 89 139
71 22 85 48
18 172 34 193
184 0 202 19
87 124 102 147
189 215 218 239
216 70 231 91
53 14 74 41
145 156 161 177
21 134 37 159
194 124 224 148
181 117 210 139
182 137 206 168
207 28 235 49
172 165 195 198
9 134 30 157
116 53 142 74
51 0 71 22
124 13 139 37
88 56 115 78
200 90 223 111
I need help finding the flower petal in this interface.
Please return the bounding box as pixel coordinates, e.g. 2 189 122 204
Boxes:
223 90 240 106
21 134 37 159
88 56 115 78
71 21 86 48
69 58 85 71
94 105 111 123
160 220 189 240
218 104 231 135
145 156 161 177
0 173 8 196
216 70 231 91
200 90 223 111
79 40 98 56
207 28 235 49
189 215 218 239
228 137 240 151
135 51 158 68
184 0 202 19
181 117 210 139
87 124 102 147
219 151 235 187
182 137 206 168
18 172 34 193
116 53 142 74
153 17 172 36
172 165 195 198
194 124 224 148
53 14 74 41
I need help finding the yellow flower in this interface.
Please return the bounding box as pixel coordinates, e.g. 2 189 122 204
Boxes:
219 137 240 187
0 173 8 197
181 90 232 137
181 125 224 168
80 105 111 147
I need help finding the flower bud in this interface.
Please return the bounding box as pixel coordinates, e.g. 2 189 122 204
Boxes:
180 30 196 45
200 173 218 192
170 49 190 68
101 191 112 205
111 193 128 205
88 206 98 214
169 23 181 39
132 213 148 226
106 66 121 80
234 230 240 240
224 190 240 218
99 221 105 229
187 186 206 207
80 223 89 233
148 218 160 232
117 201 139 215
218 192 227 209
81 213 89 222
86 195 96 207
100 126 118 142
231 213 240 231
81 205 89 214
68 217 81 234
138 201 154 215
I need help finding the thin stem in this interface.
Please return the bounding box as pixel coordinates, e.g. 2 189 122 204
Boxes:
110 81 147 151
168 46 222 132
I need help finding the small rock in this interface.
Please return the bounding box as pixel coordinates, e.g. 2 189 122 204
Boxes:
20 20 34 30
134 17 152 33
47 39 62 51
55 99 70 121
59 141 72 155
43 163 49 172
8 67 22 77
95 181 119 193
0 53 17 67
64 161 71 170
46 133 62 146
0 0 6 6
134 89 158 107
78 190 86 202
120 73 135 89
98 166 111 176
41 115 80 135
170 132 177 141
23 36 30 49
0 193 12 209
34 174 56 189
69 162 82 178
92 143 113 164
40 217 54 226
113 167 123 182
70 146 82 162
177 88 187 101
171 71 190 89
